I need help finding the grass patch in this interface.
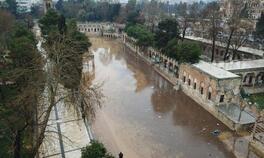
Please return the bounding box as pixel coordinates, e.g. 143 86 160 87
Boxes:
249 93 264 110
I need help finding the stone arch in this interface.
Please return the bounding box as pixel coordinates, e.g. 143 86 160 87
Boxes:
160 56 163 64
200 82 204 95
188 75 192 86
168 62 173 71
183 71 186 83
208 86 212 100
164 59 168 68
243 73 255 85
174 65 179 77
193 78 197 90
256 72 264 85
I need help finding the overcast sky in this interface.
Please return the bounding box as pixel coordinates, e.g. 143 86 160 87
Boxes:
119 0 215 3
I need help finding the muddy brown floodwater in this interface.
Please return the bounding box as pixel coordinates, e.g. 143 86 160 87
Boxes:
88 37 251 158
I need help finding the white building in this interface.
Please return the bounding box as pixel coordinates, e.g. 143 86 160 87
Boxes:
219 0 264 20
16 0 32 13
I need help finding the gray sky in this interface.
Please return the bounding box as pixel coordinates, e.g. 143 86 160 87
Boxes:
120 0 215 3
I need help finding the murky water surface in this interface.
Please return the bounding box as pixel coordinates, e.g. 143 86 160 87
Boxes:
88 38 251 158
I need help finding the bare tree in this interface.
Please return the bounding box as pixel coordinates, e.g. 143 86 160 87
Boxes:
0 10 14 51
222 0 245 61
143 0 161 32
32 34 103 156
202 2 221 62
230 22 253 60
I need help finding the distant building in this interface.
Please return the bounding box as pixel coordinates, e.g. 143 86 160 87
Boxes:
219 0 264 20
184 36 264 62
44 0 52 13
247 0 264 20
96 0 120 3
16 0 32 13
214 59 264 94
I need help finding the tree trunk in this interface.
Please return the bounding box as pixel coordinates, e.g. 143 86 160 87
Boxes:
151 23 154 33
232 50 237 60
182 20 187 41
211 35 216 62
224 29 234 61
182 27 186 42
13 131 22 158
31 84 56 157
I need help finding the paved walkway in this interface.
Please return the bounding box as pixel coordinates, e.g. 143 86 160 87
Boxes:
39 101 91 158
34 22 92 158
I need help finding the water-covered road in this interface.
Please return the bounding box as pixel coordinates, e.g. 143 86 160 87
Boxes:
89 37 255 158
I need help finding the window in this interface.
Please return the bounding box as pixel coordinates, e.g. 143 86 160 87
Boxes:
243 76 247 82
249 76 253 84
188 79 191 86
208 87 212 100
200 87 204 94
193 79 197 90
208 92 211 100
220 95 224 103
183 76 186 83
200 82 204 95
220 51 224 56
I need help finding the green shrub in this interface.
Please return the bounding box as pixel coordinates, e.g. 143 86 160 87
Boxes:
81 140 114 158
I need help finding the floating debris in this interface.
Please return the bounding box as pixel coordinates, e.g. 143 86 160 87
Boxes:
211 129 221 136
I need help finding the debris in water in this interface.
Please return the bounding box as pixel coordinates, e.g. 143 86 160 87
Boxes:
211 129 221 136
158 115 162 118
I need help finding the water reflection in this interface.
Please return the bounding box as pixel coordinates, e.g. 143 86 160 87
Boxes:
90 37 245 158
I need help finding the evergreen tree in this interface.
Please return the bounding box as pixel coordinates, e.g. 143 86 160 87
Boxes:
155 19 180 50
55 0 64 13
240 2 249 19
256 12 264 39
6 0 17 16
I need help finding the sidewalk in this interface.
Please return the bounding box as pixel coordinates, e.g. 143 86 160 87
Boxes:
39 101 91 158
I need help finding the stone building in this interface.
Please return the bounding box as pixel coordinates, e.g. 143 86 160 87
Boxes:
214 59 264 94
247 0 264 20
122 32 255 130
78 23 103 36
219 0 264 20
179 61 241 107
179 61 255 130
185 36 264 62
77 22 123 38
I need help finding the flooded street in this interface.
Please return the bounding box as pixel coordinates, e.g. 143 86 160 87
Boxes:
89 37 240 158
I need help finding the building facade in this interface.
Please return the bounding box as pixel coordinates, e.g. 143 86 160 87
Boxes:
185 36 264 62
17 0 32 13
214 59 264 94
219 0 264 20
179 61 241 107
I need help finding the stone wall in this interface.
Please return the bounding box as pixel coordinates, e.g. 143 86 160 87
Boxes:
185 37 263 62
122 33 255 131
179 64 241 106
77 22 123 37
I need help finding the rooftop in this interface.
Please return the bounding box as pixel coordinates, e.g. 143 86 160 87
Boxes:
193 61 240 79
213 59 264 71
185 36 264 57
